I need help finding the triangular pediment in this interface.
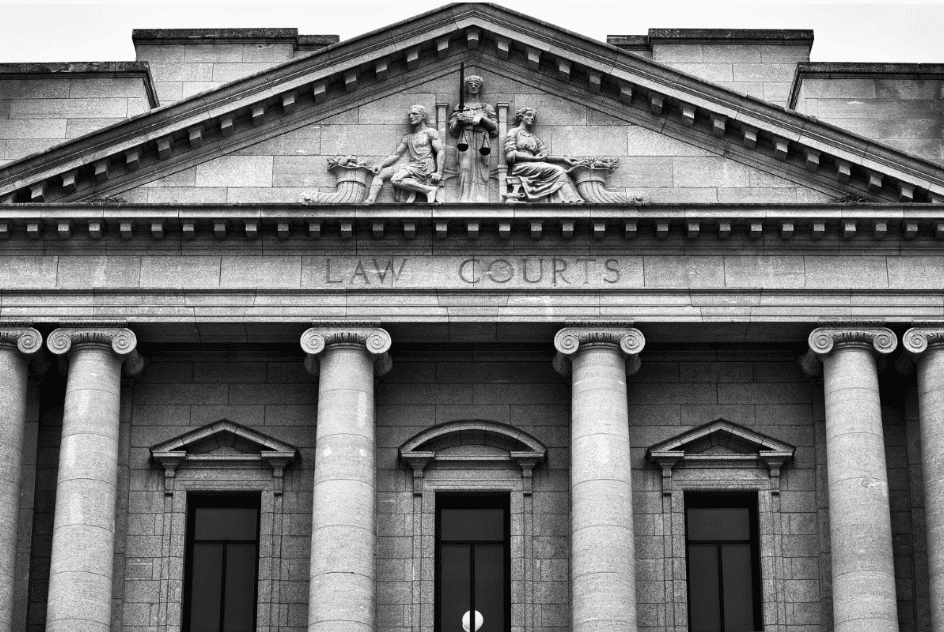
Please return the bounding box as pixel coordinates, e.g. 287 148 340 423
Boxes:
150 418 297 461
2 3 943 205
647 418 795 465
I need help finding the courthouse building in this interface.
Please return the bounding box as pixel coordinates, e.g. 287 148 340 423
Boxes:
3 4 944 632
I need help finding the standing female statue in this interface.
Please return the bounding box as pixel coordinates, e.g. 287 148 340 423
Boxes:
448 74 498 203
504 107 583 203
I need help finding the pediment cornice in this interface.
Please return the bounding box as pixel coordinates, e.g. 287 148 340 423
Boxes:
2 3 943 206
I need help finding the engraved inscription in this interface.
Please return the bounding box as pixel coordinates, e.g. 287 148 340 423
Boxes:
458 257 621 285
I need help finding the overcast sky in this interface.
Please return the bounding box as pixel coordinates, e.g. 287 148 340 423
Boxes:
0 1 942 64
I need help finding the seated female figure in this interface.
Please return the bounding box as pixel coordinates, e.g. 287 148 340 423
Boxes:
504 107 583 203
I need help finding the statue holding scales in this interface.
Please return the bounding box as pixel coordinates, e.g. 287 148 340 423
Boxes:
448 65 498 203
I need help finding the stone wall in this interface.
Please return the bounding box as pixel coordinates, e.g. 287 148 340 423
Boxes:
0 64 155 167
133 30 338 107
792 64 944 165
609 30 814 107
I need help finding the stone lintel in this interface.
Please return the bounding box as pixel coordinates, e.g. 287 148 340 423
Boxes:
802 323 897 376
553 322 645 377
46 324 144 376
301 322 392 377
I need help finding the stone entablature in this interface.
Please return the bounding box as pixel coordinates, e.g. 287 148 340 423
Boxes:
3 6 943 207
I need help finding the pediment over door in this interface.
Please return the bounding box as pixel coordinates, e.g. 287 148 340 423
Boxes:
150 419 298 493
647 418 795 493
2 3 943 207
399 420 546 494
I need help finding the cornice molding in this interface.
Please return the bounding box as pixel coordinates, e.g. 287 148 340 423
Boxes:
553 323 645 377
2 4 943 207
47 326 145 376
301 322 393 377
4 202 944 243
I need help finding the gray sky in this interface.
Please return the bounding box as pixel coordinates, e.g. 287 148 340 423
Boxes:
0 1 942 63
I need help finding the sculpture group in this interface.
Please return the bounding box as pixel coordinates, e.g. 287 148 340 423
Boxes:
303 73 643 205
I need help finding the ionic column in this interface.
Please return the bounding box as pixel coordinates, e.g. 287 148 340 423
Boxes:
554 324 645 632
0 326 42 632
301 325 392 632
45 326 143 632
805 326 899 632
904 326 944 630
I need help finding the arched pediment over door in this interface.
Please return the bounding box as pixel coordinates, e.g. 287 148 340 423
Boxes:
398 419 546 494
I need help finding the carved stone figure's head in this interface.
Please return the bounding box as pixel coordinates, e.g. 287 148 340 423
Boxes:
464 74 483 96
407 105 428 125
514 107 537 127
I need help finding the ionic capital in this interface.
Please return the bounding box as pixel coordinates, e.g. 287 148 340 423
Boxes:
553 323 645 377
802 324 897 376
47 325 144 376
0 325 43 356
301 323 393 377
903 324 944 356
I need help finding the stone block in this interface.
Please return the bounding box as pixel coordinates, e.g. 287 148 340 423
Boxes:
179 81 222 99
803 256 889 290
358 93 439 125
608 157 674 188
272 156 332 188
643 255 725 289
625 126 713 157
146 187 227 203
666 62 733 83
723 255 806 288
672 157 751 188
139 256 222 289
0 118 67 139
65 118 128 138
56 255 141 289
732 63 798 83
0 77 72 98
219 256 301 289
652 44 704 63
802 78 878 98
9 97 128 119
243 43 294 63
195 155 273 187
211 62 277 82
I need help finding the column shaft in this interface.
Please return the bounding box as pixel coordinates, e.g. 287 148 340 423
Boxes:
303 326 391 632
0 328 41 632
821 344 899 632
45 327 140 632
570 345 637 632
905 330 944 631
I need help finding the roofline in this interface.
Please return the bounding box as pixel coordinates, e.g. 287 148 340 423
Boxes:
788 61 944 109
648 28 814 44
1 3 942 201
0 62 160 108
132 28 340 51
